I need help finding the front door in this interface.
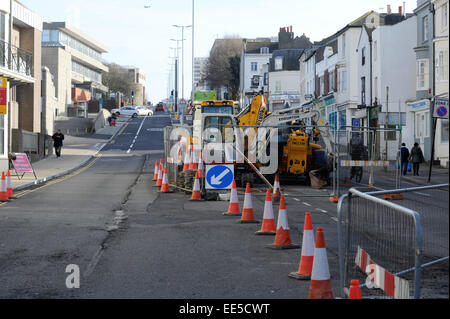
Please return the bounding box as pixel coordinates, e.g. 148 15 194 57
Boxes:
415 110 429 151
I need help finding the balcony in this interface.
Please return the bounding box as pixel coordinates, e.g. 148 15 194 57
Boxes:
0 39 34 85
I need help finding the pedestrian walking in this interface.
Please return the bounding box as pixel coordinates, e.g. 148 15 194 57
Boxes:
400 143 410 175
52 129 65 158
409 142 424 176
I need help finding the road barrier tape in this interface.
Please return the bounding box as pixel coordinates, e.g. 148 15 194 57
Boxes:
355 246 410 299
340 160 389 167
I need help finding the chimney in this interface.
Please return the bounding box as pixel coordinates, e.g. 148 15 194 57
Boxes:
387 4 391 14
399 6 402 16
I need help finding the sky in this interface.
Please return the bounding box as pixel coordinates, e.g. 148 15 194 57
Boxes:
21 0 417 104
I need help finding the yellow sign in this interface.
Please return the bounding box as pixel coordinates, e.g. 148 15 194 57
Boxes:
0 78 7 115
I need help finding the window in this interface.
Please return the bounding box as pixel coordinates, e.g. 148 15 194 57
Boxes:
361 47 366 65
319 76 324 96
374 77 378 101
436 50 449 82
443 5 448 29
0 13 5 41
339 70 347 93
417 59 429 90
260 47 269 54
275 56 283 70
423 16 429 42
361 77 366 105
441 119 449 143
275 80 281 92
329 71 335 92
251 62 258 72
341 33 346 58
373 41 378 61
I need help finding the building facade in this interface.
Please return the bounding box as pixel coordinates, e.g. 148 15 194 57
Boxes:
407 0 436 161
358 14 417 160
0 0 42 171
193 57 209 91
239 38 277 106
432 0 449 167
41 22 108 118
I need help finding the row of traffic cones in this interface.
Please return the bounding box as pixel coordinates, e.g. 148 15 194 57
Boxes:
0 171 15 202
153 152 205 199
222 179 363 299
151 157 361 299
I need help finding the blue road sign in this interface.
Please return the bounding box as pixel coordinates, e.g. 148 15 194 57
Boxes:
205 165 234 190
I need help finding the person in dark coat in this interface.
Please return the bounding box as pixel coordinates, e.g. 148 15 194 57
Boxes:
409 142 424 176
400 143 410 175
52 129 65 158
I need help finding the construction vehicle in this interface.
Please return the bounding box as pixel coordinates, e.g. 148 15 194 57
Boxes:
184 97 331 186
235 95 332 186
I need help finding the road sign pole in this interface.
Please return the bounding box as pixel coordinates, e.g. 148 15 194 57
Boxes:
428 107 437 184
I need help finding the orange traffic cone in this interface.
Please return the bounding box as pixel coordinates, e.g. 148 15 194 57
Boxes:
6 170 15 199
348 280 362 299
238 183 259 224
189 145 198 170
255 190 276 235
190 170 203 201
159 167 172 193
155 163 163 187
308 227 334 299
266 196 300 250
273 174 281 199
289 212 315 280
152 160 159 181
197 151 205 178
0 172 10 202
223 180 241 216
183 146 191 172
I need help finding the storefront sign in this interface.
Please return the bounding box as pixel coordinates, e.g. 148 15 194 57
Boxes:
408 99 430 112
0 78 7 115
11 153 34 173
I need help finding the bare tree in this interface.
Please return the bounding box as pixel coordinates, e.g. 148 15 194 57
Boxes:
206 37 242 94
102 63 137 99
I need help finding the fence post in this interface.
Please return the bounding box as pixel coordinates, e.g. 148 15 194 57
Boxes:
413 211 423 299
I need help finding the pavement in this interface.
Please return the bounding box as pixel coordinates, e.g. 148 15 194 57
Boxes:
10 117 130 192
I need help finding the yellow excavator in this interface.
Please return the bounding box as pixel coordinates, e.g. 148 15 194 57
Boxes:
236 95 330 184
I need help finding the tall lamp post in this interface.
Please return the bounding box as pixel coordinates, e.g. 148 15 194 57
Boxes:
172 25 191 100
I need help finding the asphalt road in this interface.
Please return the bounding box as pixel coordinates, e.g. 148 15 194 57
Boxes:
0 111 447 299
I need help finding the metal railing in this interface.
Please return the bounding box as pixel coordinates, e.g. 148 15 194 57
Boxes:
0 39 33 77
338 188 423 299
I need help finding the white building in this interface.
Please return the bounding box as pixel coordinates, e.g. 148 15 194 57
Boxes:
358 13 417 160
239 39 277 106
432 0 449 167
193 57 209 91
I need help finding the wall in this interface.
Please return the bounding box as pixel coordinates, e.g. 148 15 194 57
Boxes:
17 27 41 133
41 67 58 135
42 46 72 116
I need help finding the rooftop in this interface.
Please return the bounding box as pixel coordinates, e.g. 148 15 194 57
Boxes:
43 22 108 53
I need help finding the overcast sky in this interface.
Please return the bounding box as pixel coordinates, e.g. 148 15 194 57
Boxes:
21 0 417 103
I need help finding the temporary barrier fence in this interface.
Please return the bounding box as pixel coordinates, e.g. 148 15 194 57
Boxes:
337 188 422 299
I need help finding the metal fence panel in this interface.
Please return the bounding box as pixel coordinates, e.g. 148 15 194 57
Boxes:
338 189 422 299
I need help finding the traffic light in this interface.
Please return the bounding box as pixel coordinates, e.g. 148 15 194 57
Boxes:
131 90 135 99
171 90 174 97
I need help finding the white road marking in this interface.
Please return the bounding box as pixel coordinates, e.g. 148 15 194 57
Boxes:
331 217 338 222
127 116 147 154
316 208 328 213
413 191 432 197
293 198 300 201
302 202 312 207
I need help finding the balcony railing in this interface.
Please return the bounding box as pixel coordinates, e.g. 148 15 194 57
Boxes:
0 39 33 77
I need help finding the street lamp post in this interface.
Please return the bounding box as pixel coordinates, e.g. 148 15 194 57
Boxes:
172 25 191 101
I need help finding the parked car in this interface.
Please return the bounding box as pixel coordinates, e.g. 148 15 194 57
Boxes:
155 103 165 112
111 106 139 117
135 106 153 116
